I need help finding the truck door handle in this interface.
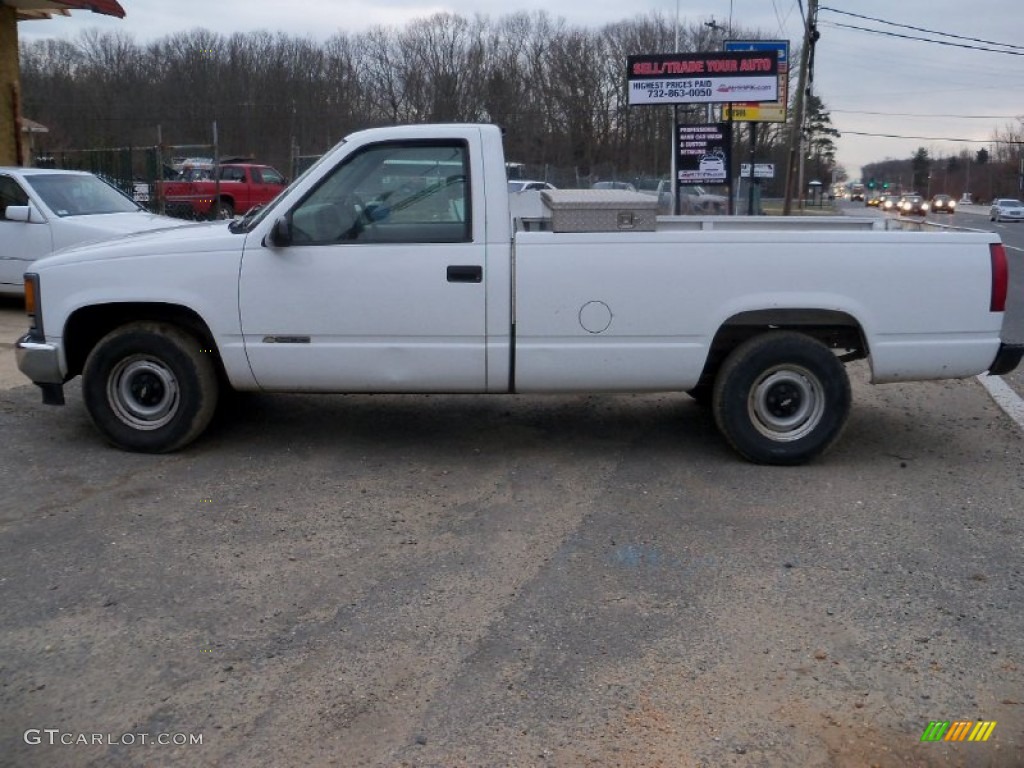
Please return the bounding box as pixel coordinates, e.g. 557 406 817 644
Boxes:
447 265 482 283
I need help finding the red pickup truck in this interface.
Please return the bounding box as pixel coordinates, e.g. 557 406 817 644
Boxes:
158 163 287 219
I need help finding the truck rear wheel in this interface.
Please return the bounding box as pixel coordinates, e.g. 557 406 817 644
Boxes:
82 322 219 453
712 332 850 465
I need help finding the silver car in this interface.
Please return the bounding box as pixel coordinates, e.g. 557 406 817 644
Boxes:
989 198 1024 222
508 180 557 193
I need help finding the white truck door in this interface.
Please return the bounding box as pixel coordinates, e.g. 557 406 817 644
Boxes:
0 174 53 292
239 141 487 392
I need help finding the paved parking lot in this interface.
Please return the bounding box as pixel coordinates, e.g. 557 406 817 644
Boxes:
2 287 1023 766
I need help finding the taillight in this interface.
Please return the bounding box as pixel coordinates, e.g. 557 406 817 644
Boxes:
990 243 1008 312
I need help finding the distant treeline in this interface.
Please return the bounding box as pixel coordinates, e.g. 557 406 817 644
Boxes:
18 11 803 183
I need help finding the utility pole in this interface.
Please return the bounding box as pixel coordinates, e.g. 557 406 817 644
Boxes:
784 0 818 215
670 0 680 214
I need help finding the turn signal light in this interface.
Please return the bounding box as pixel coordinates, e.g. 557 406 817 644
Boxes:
24 274 37 318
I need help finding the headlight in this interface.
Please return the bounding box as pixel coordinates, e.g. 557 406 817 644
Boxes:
921 203 929 211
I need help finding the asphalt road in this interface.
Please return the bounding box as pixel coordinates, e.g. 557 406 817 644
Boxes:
1 227 1023 767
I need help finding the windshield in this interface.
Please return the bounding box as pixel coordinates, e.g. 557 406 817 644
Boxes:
233 139 347 233
27 174 141 217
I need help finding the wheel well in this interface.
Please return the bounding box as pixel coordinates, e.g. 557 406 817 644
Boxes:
63 303 222 380
696 309 868 389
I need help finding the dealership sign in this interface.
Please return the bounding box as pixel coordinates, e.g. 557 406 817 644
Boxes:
627 51 779 106
677 123 733 183
721 40 789 123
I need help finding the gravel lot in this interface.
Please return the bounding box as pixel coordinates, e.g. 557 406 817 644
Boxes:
1 314 1022 767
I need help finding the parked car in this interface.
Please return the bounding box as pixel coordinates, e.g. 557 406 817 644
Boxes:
645 181 728 214
155 162 287 220
930 194 956 214
592 181 636 192
0 168 191 296
898 195 929 216
508 180 557 193
990 199 1024 222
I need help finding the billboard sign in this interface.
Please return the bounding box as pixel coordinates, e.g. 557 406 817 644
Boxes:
677 123 733 183
627 51 779 106
721 40 789 123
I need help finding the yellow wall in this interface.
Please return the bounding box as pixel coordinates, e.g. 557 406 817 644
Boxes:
0 6 19 166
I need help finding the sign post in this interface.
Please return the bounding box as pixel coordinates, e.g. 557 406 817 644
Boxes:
723 41 789 215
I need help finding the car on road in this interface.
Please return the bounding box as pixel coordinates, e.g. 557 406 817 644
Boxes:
508 180 557 193
866 192 882 207
930 194 956 214
879 194 900 212
990 198 1024 222
898 195 929 216
0 168 189 296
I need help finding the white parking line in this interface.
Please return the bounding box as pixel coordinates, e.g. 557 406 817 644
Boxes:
977 374 1024 432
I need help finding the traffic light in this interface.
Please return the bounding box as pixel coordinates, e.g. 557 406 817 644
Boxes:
868 178 876 189
882 182 889 189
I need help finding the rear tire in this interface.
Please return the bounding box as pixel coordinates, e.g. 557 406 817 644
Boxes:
712 332 850 465
82 322 219 453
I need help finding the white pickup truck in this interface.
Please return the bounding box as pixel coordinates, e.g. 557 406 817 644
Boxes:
15 124 1023 464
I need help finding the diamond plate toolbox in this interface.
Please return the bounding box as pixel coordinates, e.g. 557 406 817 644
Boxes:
540 189 658 233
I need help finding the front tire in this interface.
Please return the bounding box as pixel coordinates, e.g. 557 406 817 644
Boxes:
82 323 219 453
712 332 851 465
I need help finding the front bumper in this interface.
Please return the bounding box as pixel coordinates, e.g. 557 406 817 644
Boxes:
990 343 1024 376
15 334 66 405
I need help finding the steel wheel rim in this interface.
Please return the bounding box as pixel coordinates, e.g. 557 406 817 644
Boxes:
748 365 825 442
107 355 180 430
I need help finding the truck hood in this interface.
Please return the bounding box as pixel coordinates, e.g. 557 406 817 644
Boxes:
35 220 243 271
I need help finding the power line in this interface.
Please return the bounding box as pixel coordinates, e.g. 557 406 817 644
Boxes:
822 21 1024 56
841 130 1022 145
832 109 1023 120
819 7 1024 51
770 0 786 37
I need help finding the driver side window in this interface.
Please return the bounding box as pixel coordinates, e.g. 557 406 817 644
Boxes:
0 176 29 220
289 141 471 245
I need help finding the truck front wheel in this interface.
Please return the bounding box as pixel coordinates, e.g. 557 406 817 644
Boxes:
82 323 219 453
712 332 850 465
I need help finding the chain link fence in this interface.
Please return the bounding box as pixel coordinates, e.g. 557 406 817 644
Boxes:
38 143 217 217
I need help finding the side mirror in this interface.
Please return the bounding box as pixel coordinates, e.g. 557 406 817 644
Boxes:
269 215 293 247
5 205 37 223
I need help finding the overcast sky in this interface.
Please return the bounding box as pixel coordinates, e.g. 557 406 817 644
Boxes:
17 0 1024 181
